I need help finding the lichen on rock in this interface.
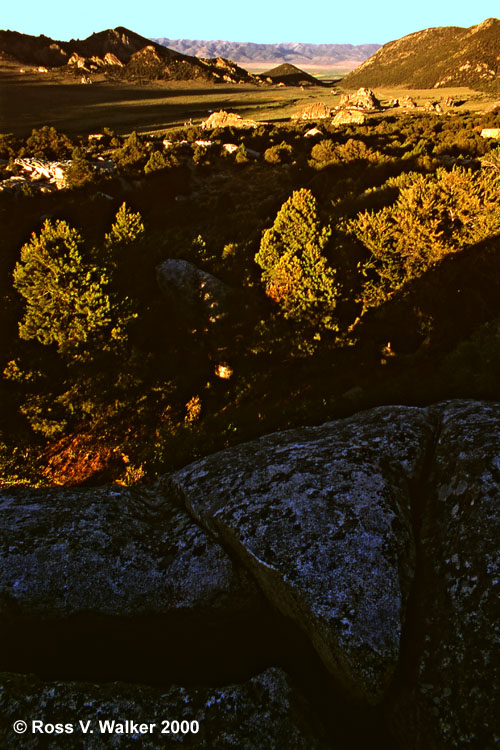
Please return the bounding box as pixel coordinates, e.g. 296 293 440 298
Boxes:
167 405 436 704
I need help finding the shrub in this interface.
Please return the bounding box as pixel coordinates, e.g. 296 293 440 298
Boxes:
309 138 382 169
349 167 500 311
144 150 174 173
234 143 250 164
0 133 20 160
309 139 338 168
24 125 73 160
264 141 293 164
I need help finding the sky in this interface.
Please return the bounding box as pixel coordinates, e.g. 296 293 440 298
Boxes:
2 1 499 45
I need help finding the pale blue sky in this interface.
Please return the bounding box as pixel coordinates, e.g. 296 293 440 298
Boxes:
2 1 499 45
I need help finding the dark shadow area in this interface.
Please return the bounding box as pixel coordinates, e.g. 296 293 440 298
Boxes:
355 232 500 358
0 605 398 749
0 75 280 134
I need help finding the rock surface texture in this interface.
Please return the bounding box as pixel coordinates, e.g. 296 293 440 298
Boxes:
167 406 434 705
388 401 500 749
1 400 499 748
293 102 332 120
333 109 367 126
201 110 258 129
0 668 327 750
339 87 381 109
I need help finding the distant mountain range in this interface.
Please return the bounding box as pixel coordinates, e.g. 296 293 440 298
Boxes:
342 17 500 91
152 39 381 70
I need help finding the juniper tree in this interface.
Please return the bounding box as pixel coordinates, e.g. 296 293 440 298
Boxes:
65 147 95 189
13 219 128 358
24 125 72 160
105 202 145 249
255 188 339 329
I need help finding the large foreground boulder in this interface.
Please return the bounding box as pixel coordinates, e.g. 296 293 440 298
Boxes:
2 400 500 747
0 485 267 684
167 406 435 704
0 484 258 617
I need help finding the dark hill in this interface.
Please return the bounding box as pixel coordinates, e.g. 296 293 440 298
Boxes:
71 27 174 61
0 26 257 84
342 17 500 92
260 63 323 86
0 30 69 66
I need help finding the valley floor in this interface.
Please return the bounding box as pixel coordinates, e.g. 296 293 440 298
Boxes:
1 61 498 136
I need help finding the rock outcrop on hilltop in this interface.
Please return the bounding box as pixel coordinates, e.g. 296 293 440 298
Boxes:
342 17 500 92
1 400 500 748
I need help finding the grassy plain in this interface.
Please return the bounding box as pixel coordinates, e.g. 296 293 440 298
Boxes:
2 60 499 137
0 63 336 136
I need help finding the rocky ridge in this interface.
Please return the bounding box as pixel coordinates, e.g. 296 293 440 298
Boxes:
0 26 259 84
1 400 499 748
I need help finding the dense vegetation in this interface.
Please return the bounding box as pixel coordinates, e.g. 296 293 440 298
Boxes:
2 107 500 485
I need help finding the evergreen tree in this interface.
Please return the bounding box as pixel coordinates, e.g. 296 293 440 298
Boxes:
105 202 145 249
13 220 127 358
144 150 169 173
65 147 94 189
24 125 72 160
255 188 339 328
112 131 149 175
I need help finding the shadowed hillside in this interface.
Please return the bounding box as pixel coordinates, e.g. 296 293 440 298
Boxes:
0 26 258 84
261 63 324 86
343 18 500 92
